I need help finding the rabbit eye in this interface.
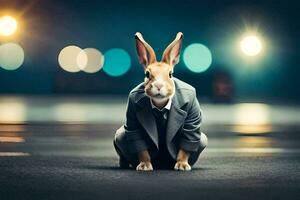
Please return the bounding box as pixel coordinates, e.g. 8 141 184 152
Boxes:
169 71 173 78
145 71 151 79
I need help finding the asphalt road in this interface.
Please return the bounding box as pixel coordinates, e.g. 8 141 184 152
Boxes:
0 123 300 200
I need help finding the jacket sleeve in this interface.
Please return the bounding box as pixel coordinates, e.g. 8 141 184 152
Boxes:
179 90 202 152
124 96 148 154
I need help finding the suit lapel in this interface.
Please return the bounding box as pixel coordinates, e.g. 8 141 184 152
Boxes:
166 94 187 144
136 97 159 148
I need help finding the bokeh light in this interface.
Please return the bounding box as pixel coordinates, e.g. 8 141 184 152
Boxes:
77 48 104 73
234 103 270 125
240 35 262 56
233 103 271 134
0 42 24 70
0 16 17 36
183 43 212 73
58 45 87 73
53 103 88 122
0 101 26 122
103 48 131 76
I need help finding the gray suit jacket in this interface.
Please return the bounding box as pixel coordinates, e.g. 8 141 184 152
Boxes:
124 77 202 159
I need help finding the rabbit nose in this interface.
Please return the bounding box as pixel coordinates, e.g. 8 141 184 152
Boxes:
154 82 164 90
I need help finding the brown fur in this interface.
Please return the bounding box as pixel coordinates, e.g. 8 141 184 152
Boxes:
176 149 190 162
135 32 191 171
144 62 174 105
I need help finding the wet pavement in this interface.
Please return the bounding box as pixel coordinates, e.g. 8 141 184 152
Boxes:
0 97 300 200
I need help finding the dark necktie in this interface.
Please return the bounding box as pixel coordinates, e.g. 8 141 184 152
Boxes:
152 108 168 153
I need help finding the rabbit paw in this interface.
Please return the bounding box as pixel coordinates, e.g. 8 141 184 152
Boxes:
136 161 153 171
174 161 191 171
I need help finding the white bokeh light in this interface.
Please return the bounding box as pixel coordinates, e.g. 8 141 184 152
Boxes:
0 16 18 36
0 42 25 70
58 45 87 73
77 48 104 73
240 35 262 56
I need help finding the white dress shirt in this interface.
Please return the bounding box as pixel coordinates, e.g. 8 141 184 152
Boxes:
150 98 172 111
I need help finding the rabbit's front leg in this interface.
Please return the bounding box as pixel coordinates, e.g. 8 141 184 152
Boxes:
136 150 153 171
174 149 191 171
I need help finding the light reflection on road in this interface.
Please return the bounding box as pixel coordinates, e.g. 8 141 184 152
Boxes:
0 136 25 143
0 152 30 156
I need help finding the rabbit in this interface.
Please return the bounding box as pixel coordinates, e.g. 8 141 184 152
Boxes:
113 32 207 171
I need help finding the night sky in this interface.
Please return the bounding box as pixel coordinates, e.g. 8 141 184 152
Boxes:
0 0 299 102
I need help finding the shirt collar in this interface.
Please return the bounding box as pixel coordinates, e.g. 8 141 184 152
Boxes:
150 98 172 111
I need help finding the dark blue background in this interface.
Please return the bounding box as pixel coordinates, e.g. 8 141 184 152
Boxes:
0 0 299 102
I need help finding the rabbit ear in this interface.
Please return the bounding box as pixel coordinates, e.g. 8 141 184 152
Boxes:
161 32 183 66
135 32 157 68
